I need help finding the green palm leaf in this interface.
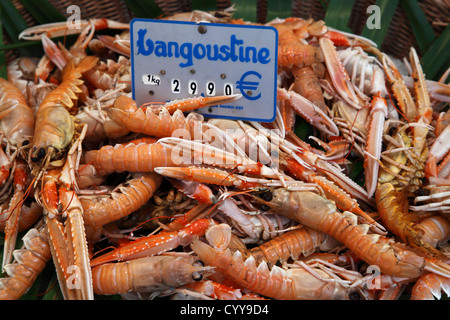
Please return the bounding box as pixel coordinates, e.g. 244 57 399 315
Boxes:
18 0 66 24
191 0 217 12
0 0 36 57
422 25 450 80
266 0 291 22
323 0 355 32
401 0 436 54
232 0 258 22
123 0 163 18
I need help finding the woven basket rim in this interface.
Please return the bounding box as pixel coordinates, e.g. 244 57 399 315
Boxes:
3 0 448 62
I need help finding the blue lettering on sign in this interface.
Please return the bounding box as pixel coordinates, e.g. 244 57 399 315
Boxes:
136 29 271 68
236 71 262 100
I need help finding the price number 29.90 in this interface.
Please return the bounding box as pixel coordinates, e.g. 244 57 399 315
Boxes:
171 79 233 96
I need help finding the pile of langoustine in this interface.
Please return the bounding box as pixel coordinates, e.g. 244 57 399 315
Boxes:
0 9 449 300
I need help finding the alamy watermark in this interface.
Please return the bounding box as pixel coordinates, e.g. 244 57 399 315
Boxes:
366 5 381 30
168 123 281 168
366 265 382 289
66 265 81 290
65 4 382 31
67 5 81 30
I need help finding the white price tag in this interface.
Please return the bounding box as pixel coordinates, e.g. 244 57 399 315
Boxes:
142 74 161 85
130 19 278 122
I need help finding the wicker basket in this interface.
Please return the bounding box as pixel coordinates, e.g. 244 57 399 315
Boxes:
4 0 136 62
262 0 449 59
3 0 449 63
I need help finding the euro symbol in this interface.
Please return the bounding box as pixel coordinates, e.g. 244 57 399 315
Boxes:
236 71 262 100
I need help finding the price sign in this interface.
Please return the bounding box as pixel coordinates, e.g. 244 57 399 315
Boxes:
130 18 278 122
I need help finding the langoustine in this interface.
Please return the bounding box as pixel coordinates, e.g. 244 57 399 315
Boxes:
2 10 449 301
